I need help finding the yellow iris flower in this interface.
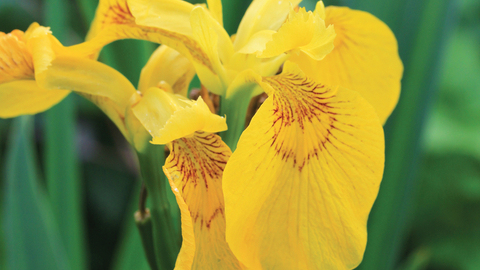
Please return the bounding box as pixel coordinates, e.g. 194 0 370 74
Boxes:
0 0 403 269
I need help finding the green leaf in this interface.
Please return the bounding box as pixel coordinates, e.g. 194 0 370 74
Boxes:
43 0 87 267
3 116 71 270
356 0 457 269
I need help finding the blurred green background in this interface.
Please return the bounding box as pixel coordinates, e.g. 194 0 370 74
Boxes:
0 0 479 269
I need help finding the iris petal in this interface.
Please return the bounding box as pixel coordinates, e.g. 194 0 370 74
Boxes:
291 6 403 123
163 131 244 270
223 61 384 270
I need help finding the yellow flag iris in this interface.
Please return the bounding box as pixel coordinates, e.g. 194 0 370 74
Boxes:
0 0 403 269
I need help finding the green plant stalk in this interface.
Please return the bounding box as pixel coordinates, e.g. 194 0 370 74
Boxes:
135 210 159 270
357 0 456 269
112 182 151 270
3 116 71 270
44 0 86 267
137 145 181 270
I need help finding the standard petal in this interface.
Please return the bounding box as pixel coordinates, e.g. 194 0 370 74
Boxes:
138 45 195 96
207 0 223 26
233 0 302 51
0 30 34 84
0 80 69 118
292 6 403 123
223 62 384 269
190 6 233 95
131 87 227 145
163 131 243 270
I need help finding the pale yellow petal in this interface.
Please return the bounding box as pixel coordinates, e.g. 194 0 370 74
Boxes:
190 6 233 95
0 30 34 84
163 131 243 270
0 80 69 118
292 6 403 123
234 0 302 51
131 88 227 145
258 7 335 60
237 30 274 55
207 0 223 26
37 56 137 108
138 45 195 96
223 61 384 269
314 1 326 20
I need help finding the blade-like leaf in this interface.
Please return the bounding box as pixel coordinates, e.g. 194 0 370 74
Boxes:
3 116 71 270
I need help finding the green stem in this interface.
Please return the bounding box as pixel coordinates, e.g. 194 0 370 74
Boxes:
135 210 159 270
136 145 181 270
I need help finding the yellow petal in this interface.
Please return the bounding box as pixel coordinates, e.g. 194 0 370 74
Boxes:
138 45 195 96
190 6 233 95
37 56 137 107
0 80 69 118
223 61 384 269
0 30 34 84
258 7 335 60
207 0 223 26
233 0 302 51
131 88 227 145
163 131 243 270
292 6 403 123
82 0 215 73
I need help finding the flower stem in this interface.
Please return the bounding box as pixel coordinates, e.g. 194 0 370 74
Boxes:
136 145 181 270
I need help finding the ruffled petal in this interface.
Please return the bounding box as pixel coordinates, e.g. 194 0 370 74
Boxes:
138 45 195 96
233 0 302 51
0 80 69 118
163 131 244 270
131 87 227 145
257 6 335 60
291 6 403 123
223 61 384 269
0 30 34 84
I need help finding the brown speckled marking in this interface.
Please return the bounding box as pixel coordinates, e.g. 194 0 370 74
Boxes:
97 0 214 72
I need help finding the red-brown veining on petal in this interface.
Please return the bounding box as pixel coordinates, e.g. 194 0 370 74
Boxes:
164 131 242 269
263 71 363 172
164 131 229 229
92 0 214 72
0 30 35 84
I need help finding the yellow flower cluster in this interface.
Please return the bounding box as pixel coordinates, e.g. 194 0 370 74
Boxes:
0 0 403 269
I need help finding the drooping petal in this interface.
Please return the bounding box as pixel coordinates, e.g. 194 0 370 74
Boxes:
138 45 195 96
233 0 302 51
79 0 217 76
131 87 227 145
223 61 384 269
0 80 69 118
37 56 137 107
0 30 34 84
254 7 335 61
163 131 243 270
291 6 403 123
